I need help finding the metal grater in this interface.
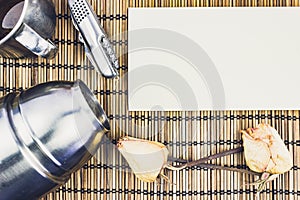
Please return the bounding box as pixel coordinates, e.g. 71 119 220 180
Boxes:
68 0 119 78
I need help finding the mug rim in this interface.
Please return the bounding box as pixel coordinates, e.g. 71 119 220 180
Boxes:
0 0 28 45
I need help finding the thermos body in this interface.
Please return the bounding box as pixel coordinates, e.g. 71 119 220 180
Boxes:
0 80 110 200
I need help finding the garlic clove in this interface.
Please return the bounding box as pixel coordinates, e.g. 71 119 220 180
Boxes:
117 136 169 182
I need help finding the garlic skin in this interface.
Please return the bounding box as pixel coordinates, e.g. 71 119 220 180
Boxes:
117 136 169 182
241 123 293 174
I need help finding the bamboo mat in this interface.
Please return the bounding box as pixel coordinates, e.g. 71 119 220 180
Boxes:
0 0 299 199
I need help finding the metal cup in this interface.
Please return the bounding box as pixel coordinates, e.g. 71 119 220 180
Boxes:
0 0 57 58
0 80 110 200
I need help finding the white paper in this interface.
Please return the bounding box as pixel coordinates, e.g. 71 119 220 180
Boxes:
128 7 300 111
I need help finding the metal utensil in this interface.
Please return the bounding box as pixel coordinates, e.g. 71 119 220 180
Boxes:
0 80 110 200
0 0 57 58
68 0 119 78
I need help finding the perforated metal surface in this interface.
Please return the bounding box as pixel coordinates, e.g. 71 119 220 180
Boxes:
69 0 90 24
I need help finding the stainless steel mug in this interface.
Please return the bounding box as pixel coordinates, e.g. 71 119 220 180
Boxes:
0 0 57 58
0 80 110 199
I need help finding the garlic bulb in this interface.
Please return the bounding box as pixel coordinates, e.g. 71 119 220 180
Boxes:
117 136 169 182
241 123 293 174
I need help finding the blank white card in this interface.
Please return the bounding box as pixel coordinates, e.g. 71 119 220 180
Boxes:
128 8 300 111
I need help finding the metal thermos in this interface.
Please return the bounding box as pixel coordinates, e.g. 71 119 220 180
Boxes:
0 80 110 199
